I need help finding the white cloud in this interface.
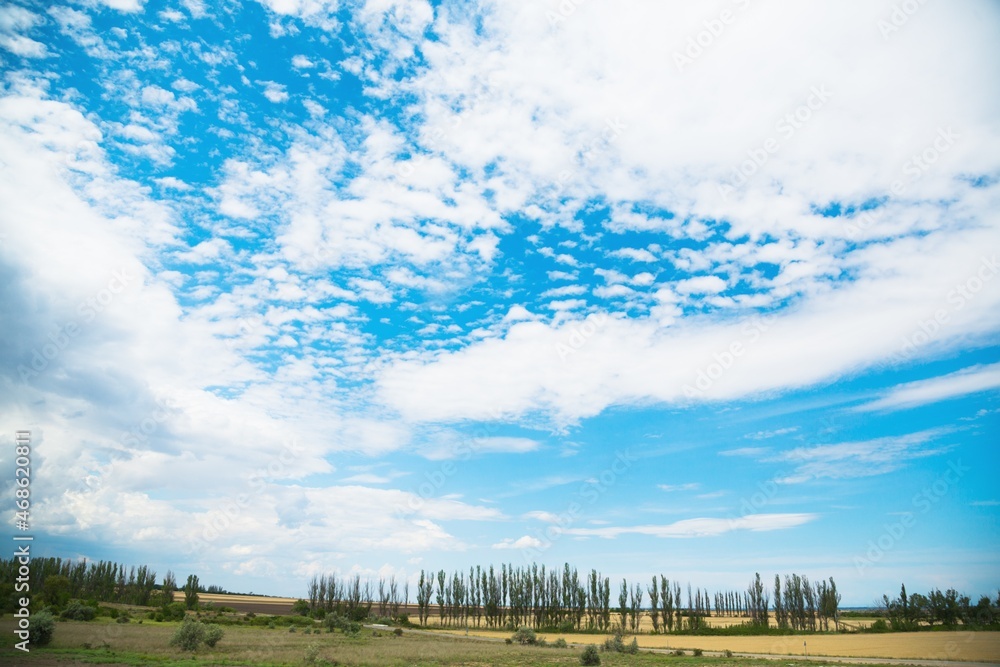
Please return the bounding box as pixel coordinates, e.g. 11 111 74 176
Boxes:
419 435 540 461
675 275 727 295
771 429 954 484
0 6 47 58
292 54 315 68
856 363 1000 412
492 535 543 550
658 483 700 492
262 81 289 103
562 513 817 539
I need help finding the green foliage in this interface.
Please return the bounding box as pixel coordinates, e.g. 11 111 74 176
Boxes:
170 618 205 651
553 637 568 648
183 574 200 610
41 575 72 609
169 618 223 651
627 637 639 654
203 624 224 647
870 619 890 632
580 644 601 665
29 610 56 646
292 599 311 615
693 648 703 656
162 601 187 621
116 611 131 623
603 632 625 653
60 600 96 621
511 626 537 645
393 627 403 636
304 642 321 664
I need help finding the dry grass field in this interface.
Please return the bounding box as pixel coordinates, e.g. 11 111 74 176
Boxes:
442 628 1000 662
0 618 914 667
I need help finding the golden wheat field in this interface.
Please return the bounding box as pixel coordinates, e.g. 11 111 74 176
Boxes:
439 628 1000 662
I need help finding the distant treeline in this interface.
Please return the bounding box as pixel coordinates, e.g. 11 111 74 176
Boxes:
307 565 844 634
0 557 224 613
877 584 999 630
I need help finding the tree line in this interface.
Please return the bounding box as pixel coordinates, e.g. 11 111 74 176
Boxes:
879 584 999 630
0 556 205 612
307 564 845 634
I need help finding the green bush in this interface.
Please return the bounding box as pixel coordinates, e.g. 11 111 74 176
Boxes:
170 618 205 651
393 627 403 636
162 602 187 622
580 644 601 665
693 648 703 656
554 637 568 648
203 624 224 648
29 611 56 647
627 638 639 654
870 619 890 633
724 649 734 657
116 612 131 624
602 633 625 653
292 599 310 616
60 601 96 621
304 642 321 664
512 626 537 645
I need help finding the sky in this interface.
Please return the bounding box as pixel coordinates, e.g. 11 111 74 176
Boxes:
0 0 998 607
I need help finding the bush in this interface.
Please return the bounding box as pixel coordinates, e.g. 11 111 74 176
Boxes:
554 637 568 648
602 633 625 653
292 599 311 616
512 626 537 645
304 642 321 664
693 648 703 656
162 602 187 622
724 649 734 657
203 624 224 648
116 612 131 624
170 619 205 651
393 627 403 636
627 638 639 654
671 649 685 656
29 610 56 647
61 601 96 621
580 644 601 665
870 619 890 633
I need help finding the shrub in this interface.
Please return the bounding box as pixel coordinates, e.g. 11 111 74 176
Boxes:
602 633 625 653
671 649 685 656
61 601 96 621
170 619 205 651
116 612 131 624
163 602 187 622
724 649 733 657
203 624 224 648
393 627 403 636
292 599 311 616
512 626 537 645
554 637 568 648
304 642 321 664
627 638 639 654
870 619 890 633
580 644 601 665
29 611 56 647
288 625 297 632
693 648 703 656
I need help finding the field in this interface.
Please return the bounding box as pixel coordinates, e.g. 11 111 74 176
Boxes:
4 618 999 667
437 628 1000 662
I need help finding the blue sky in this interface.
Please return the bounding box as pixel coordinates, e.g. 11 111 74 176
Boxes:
1 0 998 606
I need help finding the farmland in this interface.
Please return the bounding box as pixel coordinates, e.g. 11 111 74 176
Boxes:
2 616 1000 667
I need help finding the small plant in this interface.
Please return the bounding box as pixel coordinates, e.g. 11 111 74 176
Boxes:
580 644 601 665
393 627 403 636
289 625 297 632
627 637 639 654
693 648 703 656
724 649 733 657
671 649 685 656
554 637 568 648
304 642 321 664
512 626 537 645
116 612 131 624
602 632 625 653
203 624 224 648
30 611 56 647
